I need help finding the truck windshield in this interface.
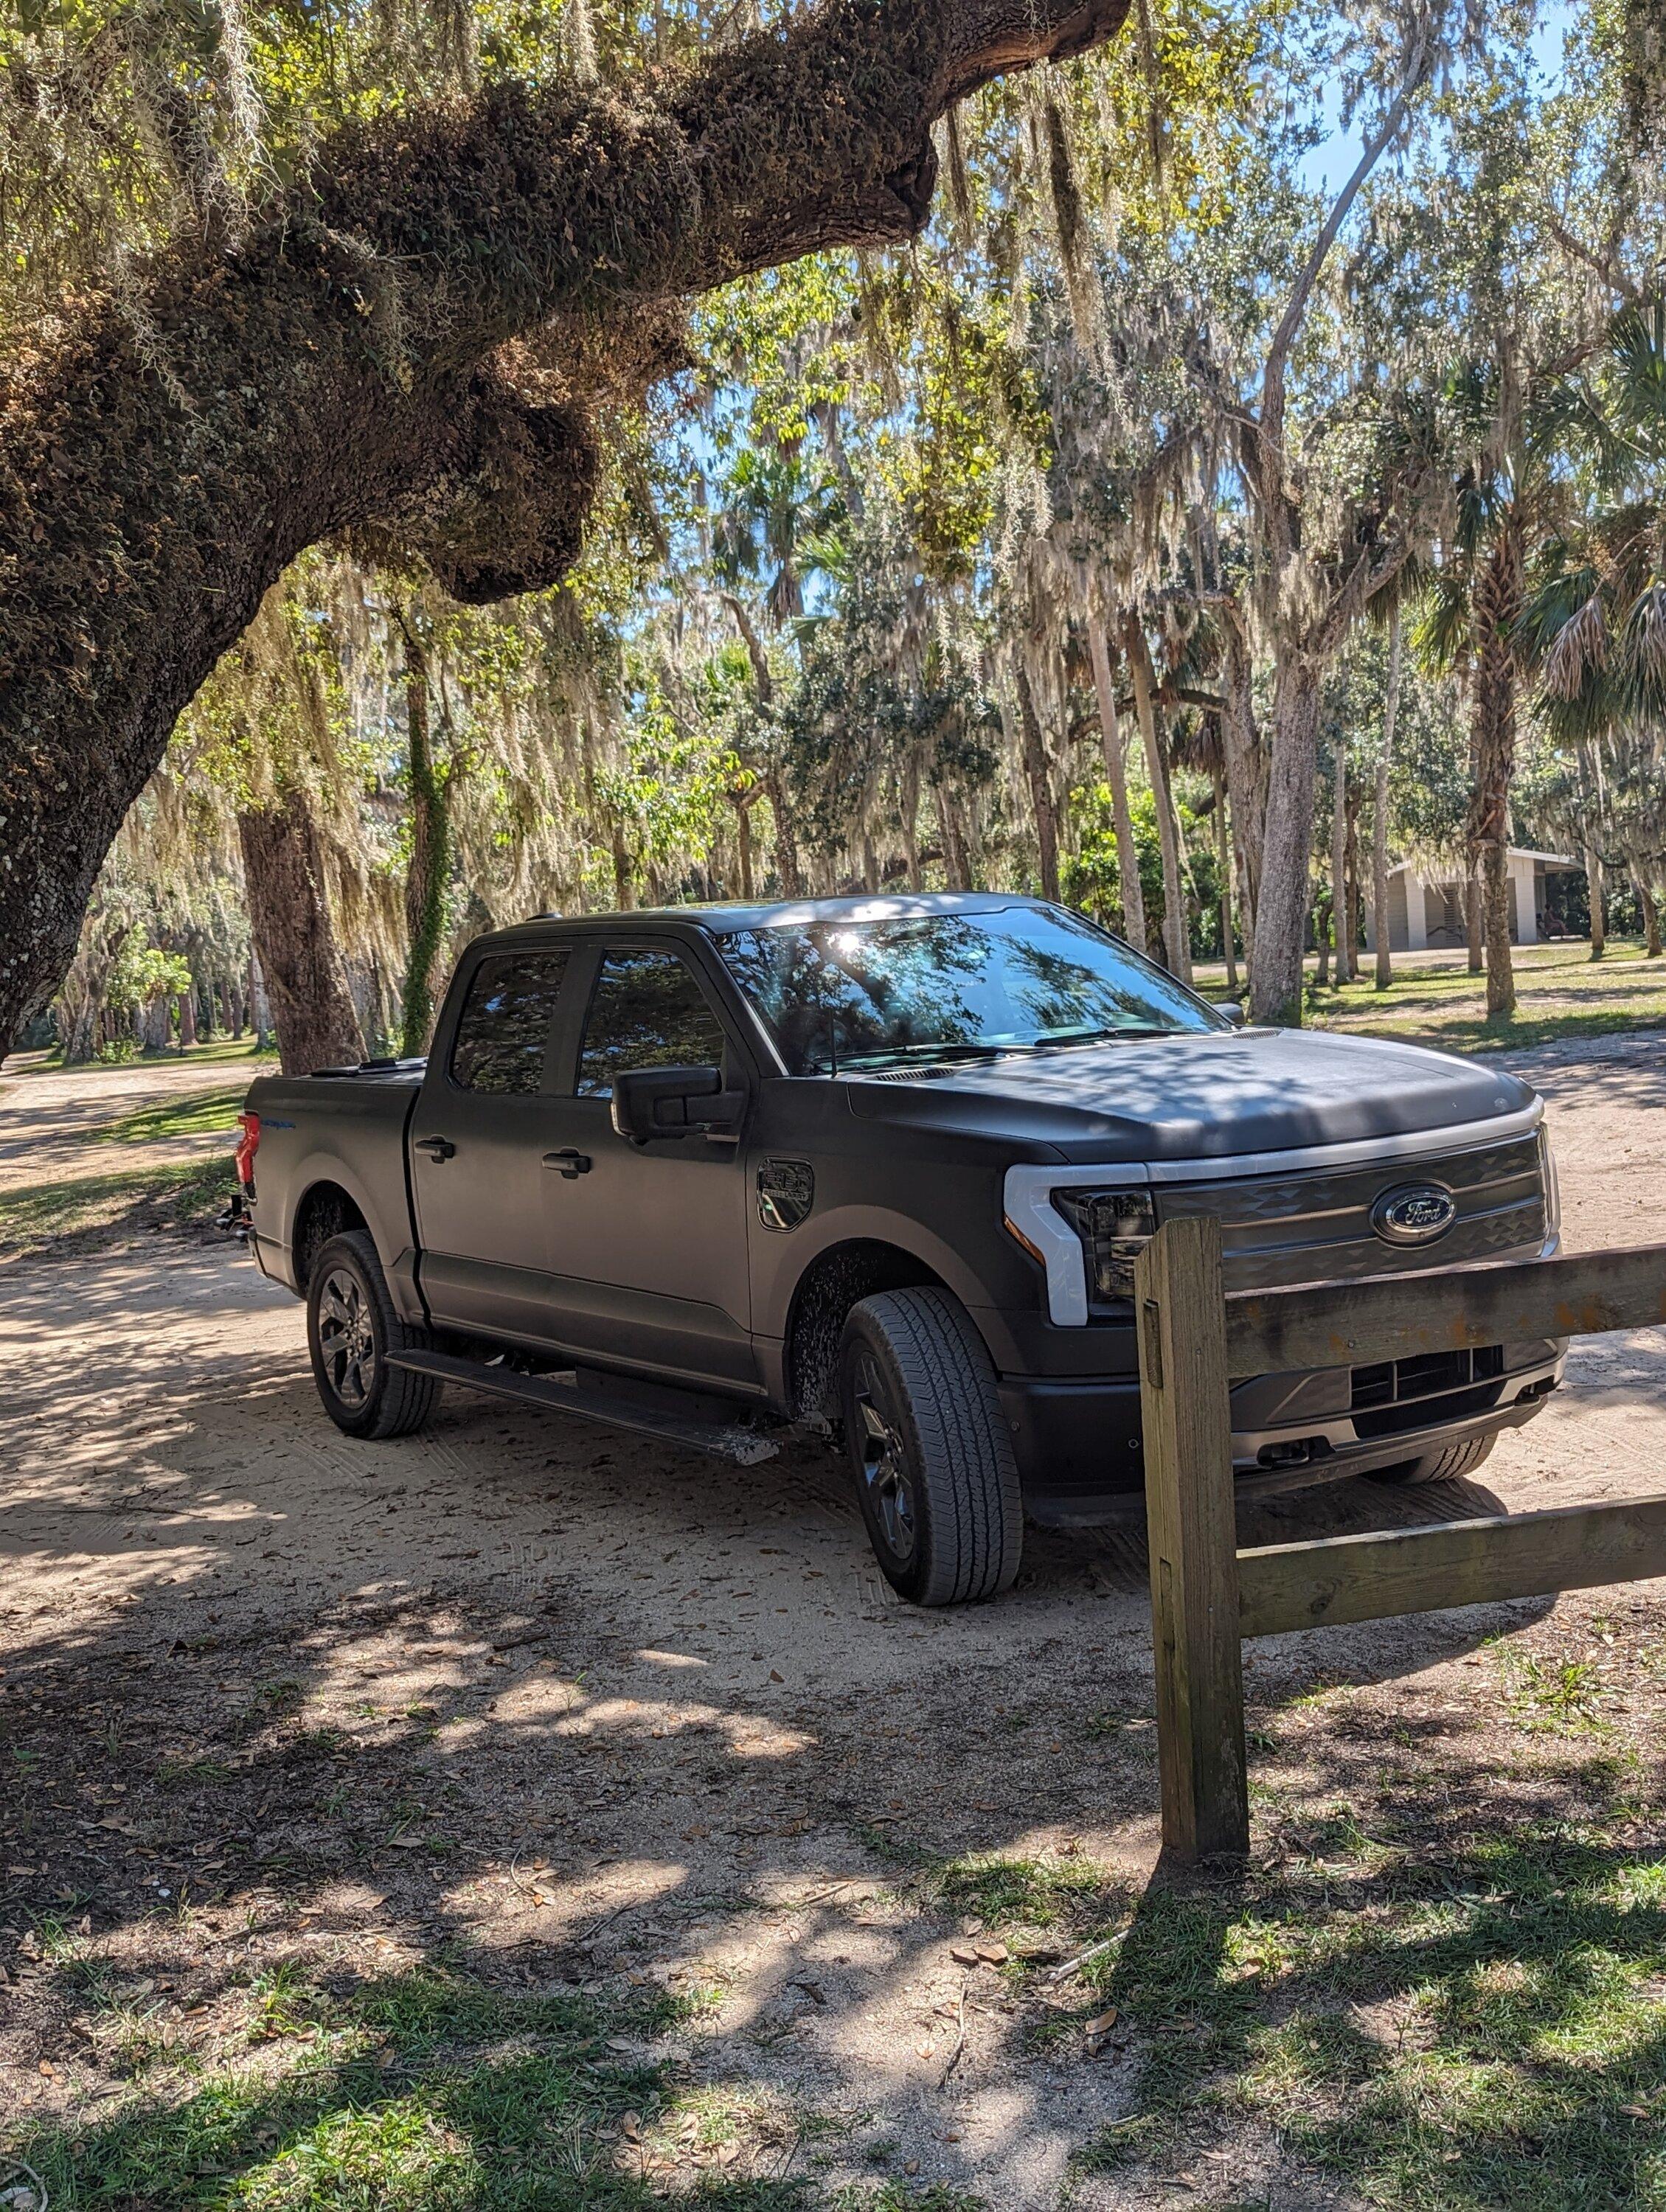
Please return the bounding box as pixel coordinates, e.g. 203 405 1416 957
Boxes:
715 905 1225 1075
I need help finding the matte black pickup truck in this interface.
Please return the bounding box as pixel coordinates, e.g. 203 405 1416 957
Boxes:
240 894 1563 1605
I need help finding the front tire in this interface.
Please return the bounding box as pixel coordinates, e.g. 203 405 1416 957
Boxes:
307 1229 439 1441
837 1288 1023 1607
1365 1432 1497 1487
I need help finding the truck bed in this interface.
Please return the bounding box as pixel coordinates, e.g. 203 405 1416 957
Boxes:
243 1062 426 1296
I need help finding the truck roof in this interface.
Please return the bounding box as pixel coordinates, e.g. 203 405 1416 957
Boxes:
489 891 1044 945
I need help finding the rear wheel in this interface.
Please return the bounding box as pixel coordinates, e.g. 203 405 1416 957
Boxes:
307 1229 439 1441
1364 1432 1497 1487
837 1288 1022 1607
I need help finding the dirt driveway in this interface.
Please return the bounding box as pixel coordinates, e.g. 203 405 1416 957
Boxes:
3 1034 1665 2209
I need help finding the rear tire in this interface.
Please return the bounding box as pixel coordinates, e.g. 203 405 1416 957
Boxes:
1364 1432 1496 1487
837 1288 1023 1607
307 1229 439 1441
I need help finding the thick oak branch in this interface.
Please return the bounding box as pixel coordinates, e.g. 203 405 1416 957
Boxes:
0 0 1125 1051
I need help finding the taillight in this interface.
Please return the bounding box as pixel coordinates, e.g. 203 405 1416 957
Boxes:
235 1112 260 1187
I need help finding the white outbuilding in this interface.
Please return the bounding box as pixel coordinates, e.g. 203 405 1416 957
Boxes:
1364 849 1587 953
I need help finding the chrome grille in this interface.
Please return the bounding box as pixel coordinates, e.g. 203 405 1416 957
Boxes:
1155 1135 1546 1294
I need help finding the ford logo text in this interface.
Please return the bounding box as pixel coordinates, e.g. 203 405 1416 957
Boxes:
1371 1183 1459 1248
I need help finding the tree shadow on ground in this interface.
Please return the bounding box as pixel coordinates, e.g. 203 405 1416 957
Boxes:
1080 1821 1666 2212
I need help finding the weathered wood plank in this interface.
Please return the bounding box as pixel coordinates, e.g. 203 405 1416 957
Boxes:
1226 1242 1666 1375
1238 1492 1666 1638
1135 1218 1249 1860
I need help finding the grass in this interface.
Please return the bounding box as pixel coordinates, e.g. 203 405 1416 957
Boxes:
0 1152 237 1256
85 1082 251 1145
1068 1820 1666 2210
934 1851 1120 1930
10 1962 803 2211
1297 937 1666 1053
15 1036 278 1079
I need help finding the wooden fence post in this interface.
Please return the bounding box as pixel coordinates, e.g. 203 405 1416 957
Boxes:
1134 1215 1249 1862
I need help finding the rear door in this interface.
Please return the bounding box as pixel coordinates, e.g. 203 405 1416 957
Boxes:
410 942 573 1340
535 936 760 1388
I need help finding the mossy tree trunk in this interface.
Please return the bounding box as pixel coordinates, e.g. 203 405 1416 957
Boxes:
399 625 451 1057
0 0 1126 1056
1467 519 1524 1018
238 792 366 1074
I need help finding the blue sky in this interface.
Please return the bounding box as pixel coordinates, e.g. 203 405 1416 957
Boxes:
1295 0 1578 194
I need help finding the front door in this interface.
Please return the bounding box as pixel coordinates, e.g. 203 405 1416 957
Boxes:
410 942 573 1340
537 940 758 1388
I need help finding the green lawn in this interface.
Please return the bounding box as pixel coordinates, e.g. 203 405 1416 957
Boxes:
85 1082 252 1146
1069 1820 1666 2209
11 1961 805 2211
1301 939 1666 1052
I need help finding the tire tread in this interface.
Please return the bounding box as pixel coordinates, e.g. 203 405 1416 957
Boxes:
844 1287 1022 1605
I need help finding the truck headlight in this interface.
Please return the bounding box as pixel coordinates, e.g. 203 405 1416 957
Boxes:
1538 1126 1561 1243
1049 1186 1156 1302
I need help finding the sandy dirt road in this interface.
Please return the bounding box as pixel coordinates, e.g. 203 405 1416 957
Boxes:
2 1032 1665 2207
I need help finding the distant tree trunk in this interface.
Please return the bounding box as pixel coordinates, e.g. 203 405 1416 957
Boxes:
1212 773 1238 992
238 793 366 1075
1578 740 1608 959
937 784 973 891
763 771 802 898
611 824 635 910
1468 523 1522 1017
900 754 924 890
178 988 198 1051
1331 752 1353 985
1638 874 1662 959
1086 616 1147 951
1250 654 1323 1026
1372 605 1401 988
249 953 273 1051
400 630 451 1057
735 793 757 901
1123 615 1190 980
1219 608 1264 965
1014 659 1061 903
1314 893 1332 987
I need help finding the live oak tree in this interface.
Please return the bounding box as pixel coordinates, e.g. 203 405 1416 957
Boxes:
0 0 1126 1057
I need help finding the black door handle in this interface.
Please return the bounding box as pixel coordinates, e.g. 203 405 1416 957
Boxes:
414 1135 456 1162
543 1148 592 1180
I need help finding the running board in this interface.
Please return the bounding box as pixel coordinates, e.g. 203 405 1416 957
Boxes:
385 1349 781 1467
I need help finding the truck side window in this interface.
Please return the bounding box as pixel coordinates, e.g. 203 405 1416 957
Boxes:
450 950 569 1095
577 949 726 1098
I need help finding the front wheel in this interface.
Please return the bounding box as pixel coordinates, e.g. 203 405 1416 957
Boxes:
307 1229 439 1441
838 1288 1023 1607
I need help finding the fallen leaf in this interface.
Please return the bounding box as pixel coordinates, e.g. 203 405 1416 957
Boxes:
950 1943 980 1966
1086 2007 1120 2037
975 1941 1009 1965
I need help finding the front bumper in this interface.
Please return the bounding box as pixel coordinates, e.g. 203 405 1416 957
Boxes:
1003 1340 1565 1526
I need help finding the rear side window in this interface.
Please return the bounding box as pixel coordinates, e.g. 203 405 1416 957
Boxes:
450 950 569 1094
577 949 726 1098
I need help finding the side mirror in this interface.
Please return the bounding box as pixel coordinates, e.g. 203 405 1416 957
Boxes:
610 1065 746 1142
1213 1000 1246 1029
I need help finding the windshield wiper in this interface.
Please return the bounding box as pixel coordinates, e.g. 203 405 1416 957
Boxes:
1028 1025 1173 1050
839 1040 1015 1071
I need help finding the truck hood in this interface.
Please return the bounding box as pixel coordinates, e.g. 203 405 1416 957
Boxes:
845 1026 1538 1165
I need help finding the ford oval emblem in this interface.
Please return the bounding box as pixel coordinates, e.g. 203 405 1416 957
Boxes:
1371 1182 1459 1248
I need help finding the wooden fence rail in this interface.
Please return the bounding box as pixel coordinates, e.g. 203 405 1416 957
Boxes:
1134 1219 1666 1863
